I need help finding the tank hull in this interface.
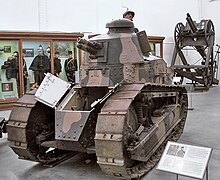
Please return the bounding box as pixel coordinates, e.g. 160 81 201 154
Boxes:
7 82 187 178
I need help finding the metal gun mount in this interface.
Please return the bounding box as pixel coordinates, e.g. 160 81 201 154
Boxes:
171 13 219 88
77 38 103 59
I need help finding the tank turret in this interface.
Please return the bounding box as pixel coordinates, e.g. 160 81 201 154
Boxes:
78 19 170 87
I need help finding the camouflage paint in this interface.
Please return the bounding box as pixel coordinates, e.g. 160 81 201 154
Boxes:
119 33 144 64
62 112 82 133
55 110 90 141
86 69 110 87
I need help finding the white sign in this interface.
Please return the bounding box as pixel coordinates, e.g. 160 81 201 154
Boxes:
157 141 212 179
35 73 71 108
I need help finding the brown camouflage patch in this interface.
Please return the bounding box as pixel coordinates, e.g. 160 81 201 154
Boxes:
63 112 82 133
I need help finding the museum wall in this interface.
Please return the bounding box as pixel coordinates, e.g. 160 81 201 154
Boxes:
201 0 220 43
0 0 39 31
1 0 220 72
0 0 200 34
202 0 220 77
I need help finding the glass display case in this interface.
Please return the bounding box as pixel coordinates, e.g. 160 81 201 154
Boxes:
0 32 83 107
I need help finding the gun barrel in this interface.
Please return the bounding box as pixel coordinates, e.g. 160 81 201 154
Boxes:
78 38 96 49
186 13 197 32
77 38 102 49
186 14 207 59
77 44 97 55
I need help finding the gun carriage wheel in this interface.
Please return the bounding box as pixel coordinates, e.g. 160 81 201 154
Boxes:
174 22 184 46
205 20 215 46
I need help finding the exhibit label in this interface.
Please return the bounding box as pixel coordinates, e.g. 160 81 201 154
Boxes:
157 141 212 179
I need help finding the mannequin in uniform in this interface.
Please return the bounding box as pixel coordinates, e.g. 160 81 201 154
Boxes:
1 51 28 95
1 56 16 80
14 50 28 95
54 51 62 77
22 50 28 93
29 45 50 88
64 51 78 83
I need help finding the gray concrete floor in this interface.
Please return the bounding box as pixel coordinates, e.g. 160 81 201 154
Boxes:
1 85 220 179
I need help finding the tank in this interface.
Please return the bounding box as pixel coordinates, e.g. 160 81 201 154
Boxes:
7 19 188 179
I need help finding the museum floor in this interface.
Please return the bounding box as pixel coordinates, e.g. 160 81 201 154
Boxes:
1 85 220 180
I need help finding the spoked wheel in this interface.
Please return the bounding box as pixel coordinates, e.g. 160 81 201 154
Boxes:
174 22 184 46
204 20 215 46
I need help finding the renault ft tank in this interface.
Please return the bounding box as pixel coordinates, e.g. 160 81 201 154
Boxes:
7 19 188 179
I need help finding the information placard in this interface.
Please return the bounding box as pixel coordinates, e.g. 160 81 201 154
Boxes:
157 141 212 179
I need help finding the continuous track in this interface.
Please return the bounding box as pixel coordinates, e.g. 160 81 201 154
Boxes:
7 90 75 166
95 83 188 179
7 83 187 178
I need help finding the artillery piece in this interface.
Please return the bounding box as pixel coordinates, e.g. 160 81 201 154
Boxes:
7 19 188 179
171 13 219 88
